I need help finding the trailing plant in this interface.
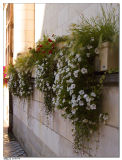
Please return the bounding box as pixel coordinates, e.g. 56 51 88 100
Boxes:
52 5 118 154
34 35 57 113
8 59 33 98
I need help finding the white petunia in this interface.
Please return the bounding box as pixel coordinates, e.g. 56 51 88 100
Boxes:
81 68 87 74
79 101 84 106
66 68 70 72
95 48 99 54
86 53 90 58
77 95 81 101
83 94 88 99
71 84 76 89
72 110 76 114
78 57 81 62
60 52 63 56
69 90 74 96
72 94 76 100
73 71 78 78
91 37 94 41
87 45 93 50
67 78 73 83
75 54 80 59
91 92 96 97
79 90 84 95
82 119 88 123
90 104 96 110
62 99 66 103
86 97 92 103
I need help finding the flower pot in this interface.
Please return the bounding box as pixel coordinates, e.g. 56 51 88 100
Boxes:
96 42 119 71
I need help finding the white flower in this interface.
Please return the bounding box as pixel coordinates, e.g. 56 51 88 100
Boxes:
67 78 73 83
82 119 88 123
73 70 79 78
60 52 63 56
77 95 81 101
67 87 70 92
91 37 94 41
75 54 80 59
91 92 96 97
66 68 70 72
79 101 84 106
72 110 76 114
71 84 76 89
95 48 99 54
90 130 93 134
69 90 74 96
66 72 71 77
72 103 78 108
71 52 75 56
103 114 109 121
72 94 76 100
62 99 66 103
90 104 96 110
87 45 93 49
86 97 92 103
81 68 87 74
79 90 84 95
86 53 90 58
78 57 81 62
83 94 88 99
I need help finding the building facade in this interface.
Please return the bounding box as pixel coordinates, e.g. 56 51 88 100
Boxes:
3 3 119 157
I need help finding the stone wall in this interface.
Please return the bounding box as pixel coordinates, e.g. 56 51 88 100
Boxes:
12 75 119 157
12 3 119 157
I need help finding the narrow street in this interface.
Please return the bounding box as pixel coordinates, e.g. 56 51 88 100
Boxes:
3 127 27 158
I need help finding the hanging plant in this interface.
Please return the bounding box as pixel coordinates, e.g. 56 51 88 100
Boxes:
8 62 33 98
35 35 57 113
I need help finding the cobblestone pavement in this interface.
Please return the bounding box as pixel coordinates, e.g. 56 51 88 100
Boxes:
3 127 27 158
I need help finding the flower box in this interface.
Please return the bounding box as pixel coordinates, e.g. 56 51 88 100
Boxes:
98 42 119 71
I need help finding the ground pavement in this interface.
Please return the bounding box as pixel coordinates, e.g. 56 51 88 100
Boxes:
3 127 27 158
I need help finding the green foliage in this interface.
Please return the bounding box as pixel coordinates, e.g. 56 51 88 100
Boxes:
8 63 33 98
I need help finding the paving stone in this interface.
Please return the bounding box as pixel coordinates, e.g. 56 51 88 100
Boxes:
3 127 27 157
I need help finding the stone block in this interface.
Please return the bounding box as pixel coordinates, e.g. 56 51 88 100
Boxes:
101 86 119 127
32 88 44 103
27 100 42 122
53 109 67 138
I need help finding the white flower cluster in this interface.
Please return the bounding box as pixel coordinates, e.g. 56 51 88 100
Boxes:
18 72 33 97
52 50 97 113
8 71 33 97
99 113 109 123
8 74 20 96
35 59 52 92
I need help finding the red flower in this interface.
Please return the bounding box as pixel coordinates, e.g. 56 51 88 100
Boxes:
48 38 53 42
49 50 52 54
40 45 43 47
52 43 55 49
42 51 46 53
36 47 40 52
